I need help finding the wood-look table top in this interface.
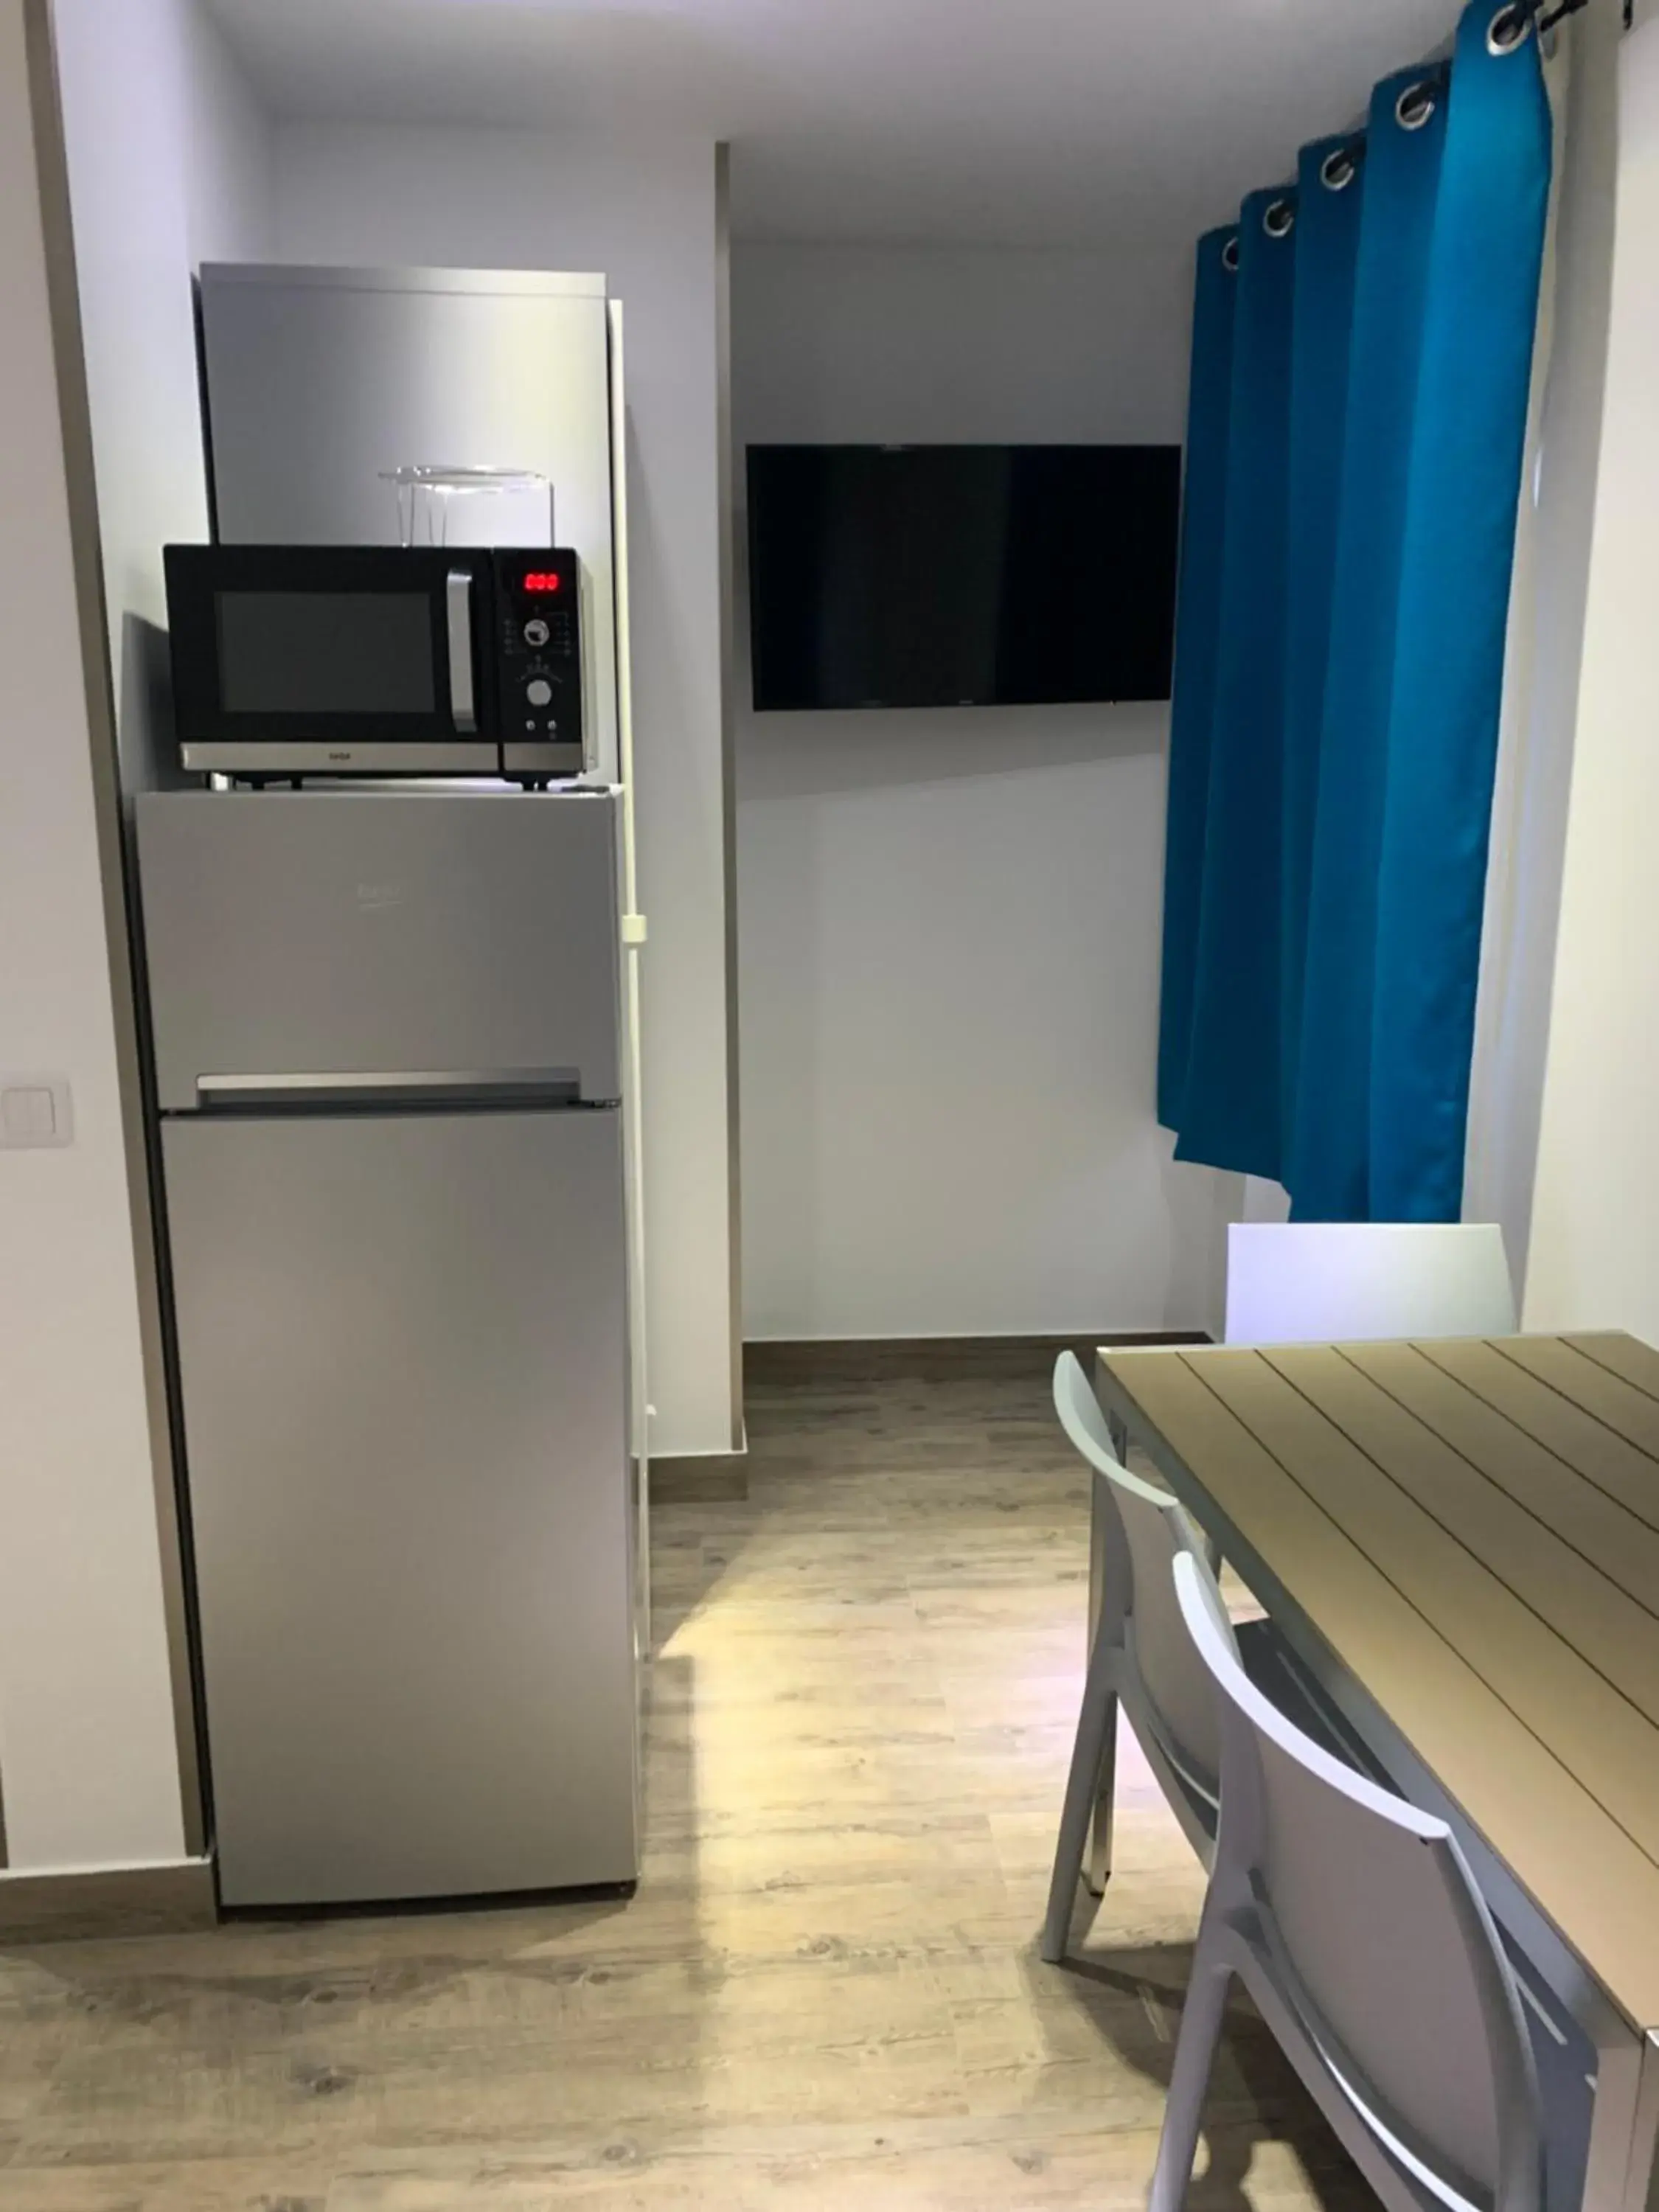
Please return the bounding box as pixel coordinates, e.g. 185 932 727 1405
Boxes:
1096 1332 1659 2035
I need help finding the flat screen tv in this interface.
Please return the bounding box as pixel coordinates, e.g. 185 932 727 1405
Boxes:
745 443 1181 713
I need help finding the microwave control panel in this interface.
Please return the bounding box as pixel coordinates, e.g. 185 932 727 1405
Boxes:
494 549 584 754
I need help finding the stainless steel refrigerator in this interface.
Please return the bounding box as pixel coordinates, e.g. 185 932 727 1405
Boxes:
137 785 639 1908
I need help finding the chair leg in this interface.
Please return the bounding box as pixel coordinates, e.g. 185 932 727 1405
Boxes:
1148 1923 1232 2212
1084 1479 1116 1898
1086 1714 1118 1897
1041 1635 1119 1964
1084 1681 1124 1893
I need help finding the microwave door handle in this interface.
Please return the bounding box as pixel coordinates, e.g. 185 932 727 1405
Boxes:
446 568 477 734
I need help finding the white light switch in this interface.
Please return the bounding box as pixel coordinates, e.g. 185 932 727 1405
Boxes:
0 1077 73 1149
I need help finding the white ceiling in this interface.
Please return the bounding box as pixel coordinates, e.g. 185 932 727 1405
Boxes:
207 0 1466 246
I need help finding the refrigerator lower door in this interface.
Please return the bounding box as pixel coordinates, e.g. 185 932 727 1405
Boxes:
164 1105 636 1907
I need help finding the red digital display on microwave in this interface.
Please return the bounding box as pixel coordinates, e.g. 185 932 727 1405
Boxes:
521 571 563 593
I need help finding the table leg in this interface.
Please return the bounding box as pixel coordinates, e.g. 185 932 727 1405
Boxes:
1107 1408 1130 1467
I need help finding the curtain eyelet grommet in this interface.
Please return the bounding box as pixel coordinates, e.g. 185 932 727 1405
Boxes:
1263 198 1295 240
1320 148 1357 192
1487 3 1534 52
1221 234 1240 272
1395 82 1437 130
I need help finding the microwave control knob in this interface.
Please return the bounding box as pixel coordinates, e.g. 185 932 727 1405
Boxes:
523 618 551 649
526 678 554 709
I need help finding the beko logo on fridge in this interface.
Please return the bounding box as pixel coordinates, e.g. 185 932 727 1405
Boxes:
355 883 405 913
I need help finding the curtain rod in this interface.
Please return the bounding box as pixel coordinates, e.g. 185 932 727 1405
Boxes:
1494 0 1597 41
1218 0 1619 247
1360 0 1610 146
1368 0 1608 146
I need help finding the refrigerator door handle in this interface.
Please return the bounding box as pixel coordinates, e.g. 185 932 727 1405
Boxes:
195 1070 584 1110
446 568 477 734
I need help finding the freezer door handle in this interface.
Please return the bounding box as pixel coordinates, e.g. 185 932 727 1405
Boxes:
194 1070 585 1110
446 568 477 734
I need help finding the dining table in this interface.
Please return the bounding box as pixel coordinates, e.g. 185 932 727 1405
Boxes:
1095 1329 1659 2212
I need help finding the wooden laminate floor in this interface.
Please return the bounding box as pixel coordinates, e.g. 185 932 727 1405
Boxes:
0 1369 1366 2211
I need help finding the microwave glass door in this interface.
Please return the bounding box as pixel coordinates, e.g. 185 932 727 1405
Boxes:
216 592 437 716
165 546 497 773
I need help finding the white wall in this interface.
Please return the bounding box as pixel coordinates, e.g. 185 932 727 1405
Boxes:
26 0 274 1871
0 0 258 1874
274 122 734 1455
734 243 1239 1340
55 0 274 796
1521 12 1659 1343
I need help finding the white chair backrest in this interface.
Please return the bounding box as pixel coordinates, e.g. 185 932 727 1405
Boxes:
1053 1352 1234 1801
1225 1222 1517 1347
1173 1553 1541 2211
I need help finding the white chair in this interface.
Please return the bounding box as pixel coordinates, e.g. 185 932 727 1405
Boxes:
1051 1225 1516 1941
1224 1222 1517 1347
1150 1549 1544 2212
1042 1352 1364 1965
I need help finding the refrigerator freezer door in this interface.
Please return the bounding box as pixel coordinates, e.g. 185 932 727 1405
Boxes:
164 1105 636 1907
138 790 622 1112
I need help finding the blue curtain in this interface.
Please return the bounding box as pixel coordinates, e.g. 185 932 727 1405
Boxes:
1171 184 1298 1181
1369 4 1554 1218
1279 133 1365 1160
1156 228 1238 1131
1291 69 1450 1220
1158 0 1551 1223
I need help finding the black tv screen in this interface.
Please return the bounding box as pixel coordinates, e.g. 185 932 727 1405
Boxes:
746 444 1180 712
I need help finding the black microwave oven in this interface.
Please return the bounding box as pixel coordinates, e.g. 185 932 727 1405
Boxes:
163 544 586 782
